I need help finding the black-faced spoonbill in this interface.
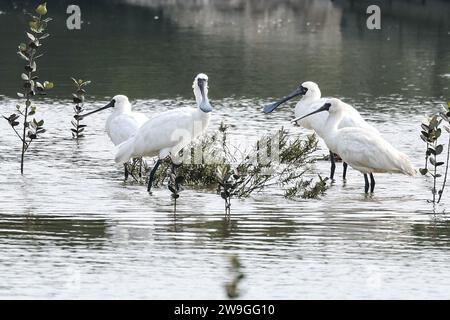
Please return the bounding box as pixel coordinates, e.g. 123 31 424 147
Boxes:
291 98 416 193
263 81 377 181
115 73 212 193
76 95 149 180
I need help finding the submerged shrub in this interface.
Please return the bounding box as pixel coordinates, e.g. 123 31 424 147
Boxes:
151 123 328 213
2 2 53 174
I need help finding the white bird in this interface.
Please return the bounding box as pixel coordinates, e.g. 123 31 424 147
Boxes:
115 73 213 192
291 98 416 193
263 81 378 180
76 95 148 180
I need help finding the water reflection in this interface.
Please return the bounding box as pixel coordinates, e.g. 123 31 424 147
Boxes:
0 0 448 99
0 214 108 247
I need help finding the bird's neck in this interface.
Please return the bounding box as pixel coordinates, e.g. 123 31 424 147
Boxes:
323 111 343 143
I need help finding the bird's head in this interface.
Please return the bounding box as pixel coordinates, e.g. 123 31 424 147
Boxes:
112 95 131 113
193 73 212 113
300 81 321 99
74 95 130 120
263 80 321 113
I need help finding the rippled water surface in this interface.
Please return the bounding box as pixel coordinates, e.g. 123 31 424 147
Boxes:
0 0 450 299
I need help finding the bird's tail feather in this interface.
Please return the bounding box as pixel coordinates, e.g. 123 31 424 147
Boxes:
398 153 416 176
115 138 135 165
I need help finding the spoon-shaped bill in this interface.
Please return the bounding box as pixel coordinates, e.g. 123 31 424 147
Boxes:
198 78 212 113
263 87 306 113
75 100 115 120
291 102 331 124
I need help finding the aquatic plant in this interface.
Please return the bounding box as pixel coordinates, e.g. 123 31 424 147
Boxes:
152 123 328 213
420 102 450 204
285 174 328 199
71 78 91 140
3 3 53 174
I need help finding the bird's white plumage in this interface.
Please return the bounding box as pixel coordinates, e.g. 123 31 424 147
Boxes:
317 98 416 176
104 95 149 145
293 81 378 138
115 74 211 164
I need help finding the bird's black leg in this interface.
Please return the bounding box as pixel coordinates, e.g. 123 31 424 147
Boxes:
329 151 336 180
147 159 162 192
139 157 143 178
343 162 348 181
370 173 375 193
124 163 129 181
364 174 369 193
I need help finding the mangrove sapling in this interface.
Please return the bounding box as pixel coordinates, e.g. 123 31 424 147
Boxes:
216 165 238 216
71 78 91 140
420 104 450 204
3 2 53 174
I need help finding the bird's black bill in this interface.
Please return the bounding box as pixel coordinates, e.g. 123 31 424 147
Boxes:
263 86 306 113
291 102 331 123
76 100 115 120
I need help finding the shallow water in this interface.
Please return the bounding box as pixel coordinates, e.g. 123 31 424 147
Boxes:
1 0 450 299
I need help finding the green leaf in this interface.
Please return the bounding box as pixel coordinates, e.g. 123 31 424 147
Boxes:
35 82 44 91
420 135 428 143
35 3 47 16
27 130 37 139
430 156 436 166
421 130 429 138
419 168 428 175
17 92 24 98
43 81 54 89
70 77 79 86
26 32 36 41
435 145 444 155
28 106 36 116
17 51 29 61
18 43 27 52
